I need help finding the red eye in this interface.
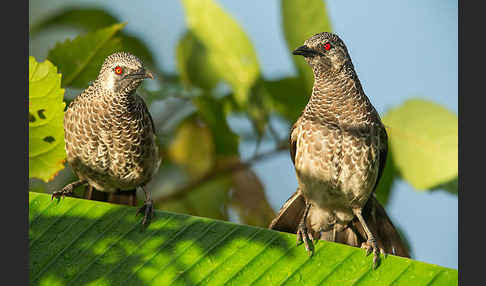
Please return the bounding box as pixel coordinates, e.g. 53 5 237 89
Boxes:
323 42 332 51
114 66 123 75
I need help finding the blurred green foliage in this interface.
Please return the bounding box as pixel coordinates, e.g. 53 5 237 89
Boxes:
29 0 457 260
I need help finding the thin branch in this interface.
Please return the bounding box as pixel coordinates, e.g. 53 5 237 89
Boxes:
155 141 289 204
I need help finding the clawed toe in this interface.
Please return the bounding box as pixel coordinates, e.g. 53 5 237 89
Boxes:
51 191 62 200
51 187 73 200
51 180 86 201
136 200 154 225
295 202 313 256
296 222 314 256
361 239 382 269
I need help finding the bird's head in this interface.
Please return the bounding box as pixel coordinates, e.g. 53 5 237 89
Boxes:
97 52 154 94
292 32 351 74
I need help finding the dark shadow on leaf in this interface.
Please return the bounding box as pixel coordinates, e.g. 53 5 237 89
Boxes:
29 193 296 285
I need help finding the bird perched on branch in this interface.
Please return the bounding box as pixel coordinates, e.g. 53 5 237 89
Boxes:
52 52 160 225
269 32 409 268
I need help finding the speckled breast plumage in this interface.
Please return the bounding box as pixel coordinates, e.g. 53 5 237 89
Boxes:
64 82 160 192
290 66 387 233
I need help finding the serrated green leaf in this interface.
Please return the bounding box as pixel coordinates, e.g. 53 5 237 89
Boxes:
47 23 126 88
29 57 66 182
29 192 457 285
181 0 260 106
281 0 332 93
382 99 458 190
31 8 156 69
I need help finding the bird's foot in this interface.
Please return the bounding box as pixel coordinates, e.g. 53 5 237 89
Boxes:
51 184 75 200
136 199 154 226
361 238 384 269
296 220 314 256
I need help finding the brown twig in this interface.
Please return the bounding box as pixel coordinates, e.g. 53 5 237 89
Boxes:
155 141 289 204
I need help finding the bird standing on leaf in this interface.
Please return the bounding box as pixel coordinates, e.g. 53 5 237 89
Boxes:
53 52 160 226
269 32 410 268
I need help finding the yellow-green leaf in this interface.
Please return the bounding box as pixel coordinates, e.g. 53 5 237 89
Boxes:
382 99 458 190
181 0 260 106
168 117 215 178
281 0 333 93
29 56 66 182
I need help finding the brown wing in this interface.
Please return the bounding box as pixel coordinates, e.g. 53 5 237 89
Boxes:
289 121 299 165
268 189 306 233
372 125 388 194
317 125 409 258
135 94 156 134
328 125 409 258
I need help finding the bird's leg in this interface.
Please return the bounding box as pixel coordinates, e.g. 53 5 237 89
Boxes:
85 185 93 200
296 201 314 256
353 208 380 269
135 186 154 225
52 180 87 200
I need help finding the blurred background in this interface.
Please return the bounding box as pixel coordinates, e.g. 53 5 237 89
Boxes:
29 0 458 269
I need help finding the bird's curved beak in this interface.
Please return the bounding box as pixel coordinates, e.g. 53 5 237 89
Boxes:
144 69 154 80
125 69 155 80
292 45 320 57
